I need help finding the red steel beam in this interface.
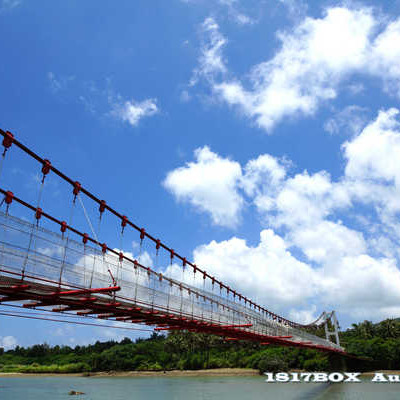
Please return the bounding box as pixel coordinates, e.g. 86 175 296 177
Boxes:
53 287 121 296
0 285 31 292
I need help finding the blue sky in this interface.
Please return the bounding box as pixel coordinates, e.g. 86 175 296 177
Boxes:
2 0 400 349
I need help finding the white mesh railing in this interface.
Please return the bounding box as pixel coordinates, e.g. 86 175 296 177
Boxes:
0 211 343 351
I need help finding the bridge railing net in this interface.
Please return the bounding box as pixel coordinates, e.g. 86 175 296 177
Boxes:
0 211 342 351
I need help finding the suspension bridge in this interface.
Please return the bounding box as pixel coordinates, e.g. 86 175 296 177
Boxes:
0 128 345 354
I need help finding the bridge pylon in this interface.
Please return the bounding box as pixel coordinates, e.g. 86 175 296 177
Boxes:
323 311 340 347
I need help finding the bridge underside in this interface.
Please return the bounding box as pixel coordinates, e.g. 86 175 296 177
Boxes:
0 273 340 352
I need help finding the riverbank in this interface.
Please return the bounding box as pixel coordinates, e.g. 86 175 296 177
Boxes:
0 368 260 378
3 369 400 378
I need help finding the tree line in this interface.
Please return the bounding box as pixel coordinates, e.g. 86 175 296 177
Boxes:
1 318 400 373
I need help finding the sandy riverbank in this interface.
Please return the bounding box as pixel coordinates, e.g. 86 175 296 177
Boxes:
0 368 260 378
3 369 399 378
91 368 260 377
361 370 400 376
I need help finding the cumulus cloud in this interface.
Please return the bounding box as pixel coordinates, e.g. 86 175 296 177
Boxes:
341 108 400 249
176 228 400 321
110 98 158 127
193 7 400 132
191 229 316 310
247 109 400 318
164 150 292 228
71 247 154 291
0 335 17 350
318 255 400 318
163 146 243 228
255 170 351 229
214 7 377 131
369 19 400 94
288 305 318 325
291 221 366 263
343 108 400 186
163 109 400 321
241 154 287 198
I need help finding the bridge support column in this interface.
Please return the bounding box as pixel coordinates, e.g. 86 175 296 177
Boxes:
324 311 340 347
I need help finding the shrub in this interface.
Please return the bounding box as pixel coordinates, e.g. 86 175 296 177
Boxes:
303 357 329 371
258 356 288 374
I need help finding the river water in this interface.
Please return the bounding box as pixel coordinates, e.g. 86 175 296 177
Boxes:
1 376 400 399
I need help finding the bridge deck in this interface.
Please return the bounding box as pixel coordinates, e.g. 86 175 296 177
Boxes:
0 211 344 353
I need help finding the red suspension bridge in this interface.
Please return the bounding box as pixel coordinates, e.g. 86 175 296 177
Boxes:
0 129 345 354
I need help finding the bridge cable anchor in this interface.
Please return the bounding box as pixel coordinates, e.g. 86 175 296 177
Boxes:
2 131 14 157
41 159 51 183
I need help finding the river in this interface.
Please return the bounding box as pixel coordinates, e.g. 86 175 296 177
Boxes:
1 375 400 399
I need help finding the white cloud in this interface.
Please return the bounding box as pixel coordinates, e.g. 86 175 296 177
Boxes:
0 335 17 350
164 150 290 228
79 95 96 114
37 246 64 258
185 229 316 310
110 98 158 127
264 110 400 319
47 72 75 93
288 305 317 325
341 108 400 252
166 223 400 321
213 7 376 131
269 171 351 228
241 154 287 198
73 247 153 289
190 17 228 86
343 108 400 186
218 0 255 26
347 83 365 95
47 75 159 128
290 220 366 263
191 7 400 132
233 13 254 26
163 146 243 228
183 0 255 26
369 19 400 94
163 109 400 321
324 105 368 135
317 255 400 319
52 325 74 337
278 0 308 20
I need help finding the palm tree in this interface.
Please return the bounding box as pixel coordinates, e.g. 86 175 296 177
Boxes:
378 319 398 339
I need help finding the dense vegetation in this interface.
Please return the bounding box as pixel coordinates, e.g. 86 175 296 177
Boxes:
0 332 327 374
1 318 400 374
340 319 400 370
